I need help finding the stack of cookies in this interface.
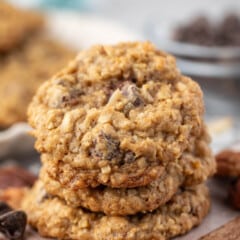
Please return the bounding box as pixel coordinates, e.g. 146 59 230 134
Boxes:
22 42 216 240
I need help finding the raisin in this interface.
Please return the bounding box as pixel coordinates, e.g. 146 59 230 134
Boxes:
90 132 136 165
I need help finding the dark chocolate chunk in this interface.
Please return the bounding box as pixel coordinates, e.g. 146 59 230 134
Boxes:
90 132 136 164
0 211 27 240
90 133 121 161
0 202 12 216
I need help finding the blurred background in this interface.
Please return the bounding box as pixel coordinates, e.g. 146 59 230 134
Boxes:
0 2 240 239
1 0 240 159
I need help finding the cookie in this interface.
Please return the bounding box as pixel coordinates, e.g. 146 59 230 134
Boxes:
40 127 215 215
0 1 43 52
22 181 210 240
41 161 183 216
28 42 205 188
0 34 75 127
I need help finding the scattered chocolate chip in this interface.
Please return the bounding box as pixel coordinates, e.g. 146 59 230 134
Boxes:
0 211 27 240
0 202 12 216
0 202 27 240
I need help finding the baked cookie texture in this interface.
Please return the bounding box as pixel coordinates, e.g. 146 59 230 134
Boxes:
23 42 215 239
0 1 43 52
0 34 75 128
22 181 210 240
40 125 215 215
29 42 205 188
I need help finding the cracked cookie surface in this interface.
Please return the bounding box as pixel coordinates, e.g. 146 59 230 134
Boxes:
22 181 210 240
29 42 204 188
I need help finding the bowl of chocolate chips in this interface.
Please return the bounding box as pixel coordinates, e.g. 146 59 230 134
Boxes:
149 13 240 126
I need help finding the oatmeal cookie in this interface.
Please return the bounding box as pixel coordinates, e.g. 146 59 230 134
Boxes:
41 161 183 216
40 126 215 216
0 1 43 52
28 42 204 188
22 181 210 240
0 35 75 127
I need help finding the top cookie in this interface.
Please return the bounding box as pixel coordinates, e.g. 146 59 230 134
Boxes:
29 42 204 188
0 1 43 52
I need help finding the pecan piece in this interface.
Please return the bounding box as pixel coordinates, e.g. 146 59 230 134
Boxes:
0 167 37 190
216 150 240 177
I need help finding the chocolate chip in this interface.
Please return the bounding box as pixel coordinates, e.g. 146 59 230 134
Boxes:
90 132 136 165
0 211 27 240
90 133 120 161
0 202 12 216
61 89 83 107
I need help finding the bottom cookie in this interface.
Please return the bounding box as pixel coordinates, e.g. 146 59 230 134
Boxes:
22 182 210 240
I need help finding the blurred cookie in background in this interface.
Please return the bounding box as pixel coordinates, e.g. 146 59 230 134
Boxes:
0 1 43 52
0 1 76 128
0 35 75 128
